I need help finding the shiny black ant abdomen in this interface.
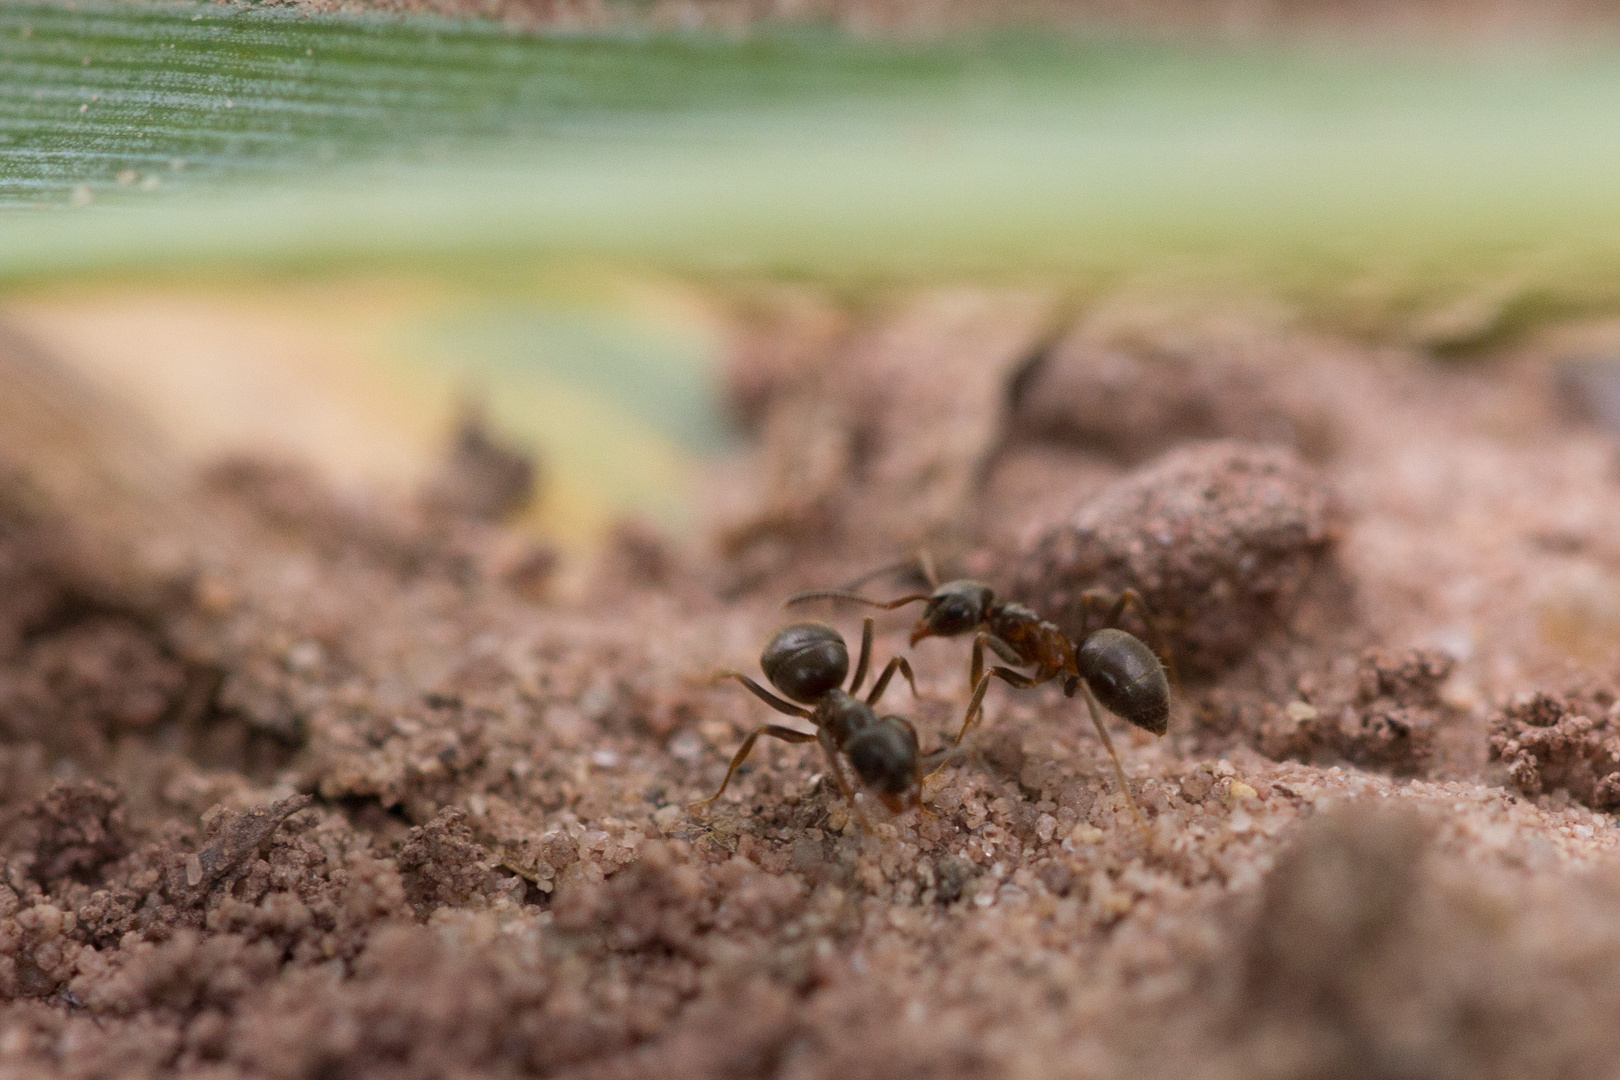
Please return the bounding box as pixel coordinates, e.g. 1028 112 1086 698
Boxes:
1079 627 1170 736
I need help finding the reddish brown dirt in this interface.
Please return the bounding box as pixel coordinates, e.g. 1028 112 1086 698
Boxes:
4 291 1620 1079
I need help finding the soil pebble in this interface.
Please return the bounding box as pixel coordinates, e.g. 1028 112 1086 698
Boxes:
1010 440 1340 675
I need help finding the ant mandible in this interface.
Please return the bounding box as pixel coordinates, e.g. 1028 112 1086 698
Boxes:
691 617 959 825
785 554 1173 833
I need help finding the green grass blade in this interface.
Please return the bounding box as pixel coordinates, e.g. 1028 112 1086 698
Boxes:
7 2 1620 336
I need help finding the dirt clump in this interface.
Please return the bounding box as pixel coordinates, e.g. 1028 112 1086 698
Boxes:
202 456 475 583
1339 648 1456 771
1249 648 1456 775
0 469 191 769
1008 325 1335 465
8 781 131 893
718 289 1052 576
0 617 186 754
419 406 538 524
173 794 315 906
1010 440 1340 676
1242 801 1433 1026
1207 798 1620 1080
396 807 496 915
1490 687 1620 809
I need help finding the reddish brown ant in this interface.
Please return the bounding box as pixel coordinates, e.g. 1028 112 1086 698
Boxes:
691 617 959 824
785 554 1172 833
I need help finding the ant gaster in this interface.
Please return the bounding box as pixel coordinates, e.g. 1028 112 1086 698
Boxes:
785 554 1173 833
691 618 958 823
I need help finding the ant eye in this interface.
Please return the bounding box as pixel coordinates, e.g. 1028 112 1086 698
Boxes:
933 598 975 631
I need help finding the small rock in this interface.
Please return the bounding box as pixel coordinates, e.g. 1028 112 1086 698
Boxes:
933 855 977 904
1179 767 1214 801
1034 859 1076 897
1012 441 1340 675
1225 780 1259 804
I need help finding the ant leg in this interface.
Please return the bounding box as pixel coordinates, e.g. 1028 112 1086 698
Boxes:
849 617 874 695
1081 587 1179 690
954 666 1045 745
816 726 872 830
1077 681 1151 842
713 672 813 719
865 656 919 706
919 743 966 781
968 633 1023 694
989 636 1025 666
690 725 817 810
958 673 994 745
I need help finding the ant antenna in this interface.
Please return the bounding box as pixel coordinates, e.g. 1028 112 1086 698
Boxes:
830 548 942 595
782 589 931 611
917 549 941 589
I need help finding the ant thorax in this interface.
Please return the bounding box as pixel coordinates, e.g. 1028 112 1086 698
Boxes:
816 689 878 745
985 602 1070 665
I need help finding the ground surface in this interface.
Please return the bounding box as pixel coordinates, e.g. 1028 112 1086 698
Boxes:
3 289 1620 1078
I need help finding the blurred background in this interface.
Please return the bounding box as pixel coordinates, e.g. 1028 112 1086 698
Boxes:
6 0 1620 553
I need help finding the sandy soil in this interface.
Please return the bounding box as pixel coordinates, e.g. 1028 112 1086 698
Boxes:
2 288 1620 1079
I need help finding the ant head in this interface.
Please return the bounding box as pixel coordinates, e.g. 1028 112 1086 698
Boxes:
845 716 920 808
760 623 849 704
911 580 994 645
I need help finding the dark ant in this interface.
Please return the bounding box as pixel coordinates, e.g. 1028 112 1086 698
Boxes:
785 554 1172 833
691 617 959 824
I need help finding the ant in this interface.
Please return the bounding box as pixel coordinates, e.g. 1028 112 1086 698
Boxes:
691 617 959 825
785 553 1172 833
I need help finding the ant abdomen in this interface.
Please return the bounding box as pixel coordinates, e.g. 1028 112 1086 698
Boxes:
846 719 921 797
1078 628 1170 736
761 623 850 704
